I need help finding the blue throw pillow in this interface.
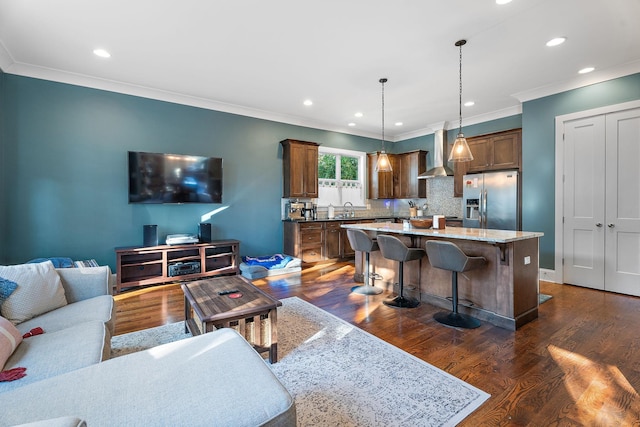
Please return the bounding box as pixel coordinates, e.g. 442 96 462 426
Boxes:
0 277 19 308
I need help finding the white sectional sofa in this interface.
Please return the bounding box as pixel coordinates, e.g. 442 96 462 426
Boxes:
0 263 114 394
0 262 296 426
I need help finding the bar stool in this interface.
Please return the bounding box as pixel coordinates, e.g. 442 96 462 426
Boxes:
376 234 424 308
425 240 486 329
346 229 383 295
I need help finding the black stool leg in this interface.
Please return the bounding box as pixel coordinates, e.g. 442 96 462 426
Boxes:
384 261 420 308
434 271 480 328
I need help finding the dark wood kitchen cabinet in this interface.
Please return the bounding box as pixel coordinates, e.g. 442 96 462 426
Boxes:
397 150 427 198
284 221 324 263
367 152 397 199
281 139 319 198
454 129 522 197
284 219 368 263
368 150 426 199
466 129 521 173
324 222 342 259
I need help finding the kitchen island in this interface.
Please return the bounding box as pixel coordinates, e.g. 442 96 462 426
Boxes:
341 222 543 330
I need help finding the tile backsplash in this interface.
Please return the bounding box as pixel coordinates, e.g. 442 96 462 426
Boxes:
282 177 462 220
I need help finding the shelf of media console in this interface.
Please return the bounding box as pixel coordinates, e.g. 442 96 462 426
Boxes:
114 240 240 294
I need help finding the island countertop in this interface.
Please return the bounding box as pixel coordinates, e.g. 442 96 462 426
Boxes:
341 222 543 243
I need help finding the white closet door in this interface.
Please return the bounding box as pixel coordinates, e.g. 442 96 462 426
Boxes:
604 108 640 295
562 116 606 289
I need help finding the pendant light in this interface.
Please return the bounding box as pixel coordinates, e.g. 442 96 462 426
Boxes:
448 40 474 162
375 78 393 172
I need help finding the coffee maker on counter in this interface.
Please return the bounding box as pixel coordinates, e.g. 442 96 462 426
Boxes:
286 200 317 220
302 202 317 220
286 201 304 220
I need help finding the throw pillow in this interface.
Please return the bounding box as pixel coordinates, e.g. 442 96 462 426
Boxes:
0 316 22 370
0 277 19 307
0 261 68 325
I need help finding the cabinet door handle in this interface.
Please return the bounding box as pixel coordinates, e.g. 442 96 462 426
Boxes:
608 223 615 228
596 223 603 227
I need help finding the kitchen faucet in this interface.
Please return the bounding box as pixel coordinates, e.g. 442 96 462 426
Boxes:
343 201 355 218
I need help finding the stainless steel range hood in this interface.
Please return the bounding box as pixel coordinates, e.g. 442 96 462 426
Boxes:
418 128 453 179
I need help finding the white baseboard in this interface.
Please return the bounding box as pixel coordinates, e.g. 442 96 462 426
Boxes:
540 268 559 283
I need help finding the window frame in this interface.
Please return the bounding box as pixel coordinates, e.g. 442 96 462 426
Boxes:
317 146 367 208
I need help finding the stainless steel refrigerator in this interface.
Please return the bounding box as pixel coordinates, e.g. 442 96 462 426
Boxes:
462 171 520 230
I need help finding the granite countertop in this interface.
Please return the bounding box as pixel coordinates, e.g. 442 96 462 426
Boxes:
341 222 543 243
283 216 463 223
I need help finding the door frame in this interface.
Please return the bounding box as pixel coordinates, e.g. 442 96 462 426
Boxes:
554 99 640 284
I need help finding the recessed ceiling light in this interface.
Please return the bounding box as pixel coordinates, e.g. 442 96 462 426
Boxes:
579 67 595 74
395 122 403 126
464 101 475 107
348 122 356 127
93 48 111 58
303 99 313 106
546 37 566 47
496 0 512 4
354 112 363 118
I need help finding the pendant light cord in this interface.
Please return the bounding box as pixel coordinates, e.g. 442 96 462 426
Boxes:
458 41 463 136
455 39 466 137
380 77 387 152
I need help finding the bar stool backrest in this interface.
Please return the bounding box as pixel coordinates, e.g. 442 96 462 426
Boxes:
346 229 378 253
425 240 485 273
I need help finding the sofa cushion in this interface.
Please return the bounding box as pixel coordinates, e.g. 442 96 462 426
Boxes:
16 295 115 337
11 417 86 427
0 261 68 325
0 316 23 370
0 329 296 426
0 320 108 394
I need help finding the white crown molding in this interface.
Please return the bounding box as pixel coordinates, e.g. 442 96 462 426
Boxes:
513 59 640 102
3 58 635 143
3 61 383 140
394 105 523 142
0 39 14 71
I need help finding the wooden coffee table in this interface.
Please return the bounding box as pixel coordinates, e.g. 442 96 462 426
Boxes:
182 275 282 363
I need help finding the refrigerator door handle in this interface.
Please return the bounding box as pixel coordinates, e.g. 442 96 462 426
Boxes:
482 189 488 229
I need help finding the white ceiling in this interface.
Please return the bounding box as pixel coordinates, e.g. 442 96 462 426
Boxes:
1 0 639 142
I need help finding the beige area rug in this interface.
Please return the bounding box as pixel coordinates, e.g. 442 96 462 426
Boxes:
112 297 490 426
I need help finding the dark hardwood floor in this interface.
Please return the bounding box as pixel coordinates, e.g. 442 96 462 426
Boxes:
113 261 640 426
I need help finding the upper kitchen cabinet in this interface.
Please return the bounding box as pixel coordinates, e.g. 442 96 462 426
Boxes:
367 152 397 199
397 150 427 199
454 129 522 196
281 139 319 198
367 150 427 199
466 129 521 173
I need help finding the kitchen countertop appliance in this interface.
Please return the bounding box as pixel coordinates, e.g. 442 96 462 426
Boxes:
287 202 305 220
462 171 520 231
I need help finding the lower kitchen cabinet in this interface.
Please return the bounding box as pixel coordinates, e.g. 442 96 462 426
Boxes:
325 222 342 259
283 220 367 263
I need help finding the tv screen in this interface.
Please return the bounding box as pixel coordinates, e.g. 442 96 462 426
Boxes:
128 151 223 204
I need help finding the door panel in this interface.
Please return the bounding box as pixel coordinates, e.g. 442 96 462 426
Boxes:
563 116 606 289
604 109 640 295
484 171 519 231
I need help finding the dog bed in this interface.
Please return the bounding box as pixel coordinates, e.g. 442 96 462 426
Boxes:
240 254 302 280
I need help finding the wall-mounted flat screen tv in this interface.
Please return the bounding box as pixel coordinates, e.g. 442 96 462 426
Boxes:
128 151 223 204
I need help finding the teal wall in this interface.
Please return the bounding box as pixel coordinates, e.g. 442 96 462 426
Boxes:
2 71 639 272
0 71 6 263
0 74 379 270
522 72 640 269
